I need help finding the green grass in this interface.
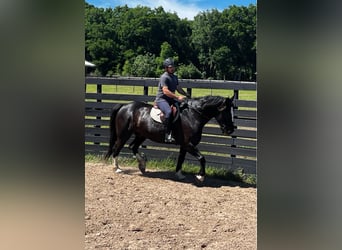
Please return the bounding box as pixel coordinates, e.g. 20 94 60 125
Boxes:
85 154 256 186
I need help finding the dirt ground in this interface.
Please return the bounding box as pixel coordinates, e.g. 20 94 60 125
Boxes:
85 162 257 250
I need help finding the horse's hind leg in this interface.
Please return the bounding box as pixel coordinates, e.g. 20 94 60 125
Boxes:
111 133 133 173
111 141 125 173
129 136 146 174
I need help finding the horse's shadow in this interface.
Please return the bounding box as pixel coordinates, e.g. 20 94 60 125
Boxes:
140 170 256 188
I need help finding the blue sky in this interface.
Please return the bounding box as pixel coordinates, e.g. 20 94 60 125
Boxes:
85 0 256 20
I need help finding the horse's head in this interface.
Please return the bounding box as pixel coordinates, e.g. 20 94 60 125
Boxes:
215 96 235 135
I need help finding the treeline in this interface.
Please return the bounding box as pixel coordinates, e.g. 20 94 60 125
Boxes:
85 2 256 81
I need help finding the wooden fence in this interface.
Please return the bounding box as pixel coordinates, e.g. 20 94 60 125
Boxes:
85 76 257 174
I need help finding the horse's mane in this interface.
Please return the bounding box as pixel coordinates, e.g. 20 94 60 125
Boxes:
187 95 225 111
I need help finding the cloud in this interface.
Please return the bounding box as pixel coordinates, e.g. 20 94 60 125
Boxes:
114 0 202 19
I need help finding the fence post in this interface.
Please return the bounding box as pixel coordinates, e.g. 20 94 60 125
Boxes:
144 84 148 96
186 88 192 97
230 89 239 158
142 82 149 149
95 83 102 146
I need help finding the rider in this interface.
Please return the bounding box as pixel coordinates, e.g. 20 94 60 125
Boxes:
155 58 188 143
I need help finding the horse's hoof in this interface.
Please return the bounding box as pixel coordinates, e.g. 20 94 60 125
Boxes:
175 170 186 180
115 168 123 174
194 175 205 187
138 165 146 174
195 175 205 182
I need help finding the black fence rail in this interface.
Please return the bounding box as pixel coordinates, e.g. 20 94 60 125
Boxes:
85 76 257 174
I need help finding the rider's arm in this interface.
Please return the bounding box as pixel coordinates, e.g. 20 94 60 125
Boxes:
176 85 189 98
162 86 184 101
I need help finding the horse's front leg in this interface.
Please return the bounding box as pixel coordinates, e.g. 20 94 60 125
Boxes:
184 143 206 183
175 147 187 180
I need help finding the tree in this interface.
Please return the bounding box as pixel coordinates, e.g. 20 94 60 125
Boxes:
191 5 256 80
177 63 201 79
85 3 120 75
212 46 231 80
122 60 133 76
191 9 223 77
84 3 256 80
221 5 256 80
131 53 157 77
155 41 178 76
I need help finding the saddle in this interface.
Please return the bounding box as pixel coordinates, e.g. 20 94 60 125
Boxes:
150 102 179 123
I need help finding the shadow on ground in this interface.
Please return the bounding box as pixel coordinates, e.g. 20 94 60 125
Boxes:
139 170 256 188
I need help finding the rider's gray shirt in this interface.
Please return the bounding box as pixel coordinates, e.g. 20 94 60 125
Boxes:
155 72 178 104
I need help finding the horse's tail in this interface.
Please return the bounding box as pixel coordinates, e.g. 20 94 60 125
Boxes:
105 103 123 160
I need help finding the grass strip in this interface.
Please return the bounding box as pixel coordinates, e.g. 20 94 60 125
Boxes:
85 154 256 186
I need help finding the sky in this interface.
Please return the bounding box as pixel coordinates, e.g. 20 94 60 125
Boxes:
85 0 256 20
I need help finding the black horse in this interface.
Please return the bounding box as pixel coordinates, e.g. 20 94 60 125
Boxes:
105 95 235 183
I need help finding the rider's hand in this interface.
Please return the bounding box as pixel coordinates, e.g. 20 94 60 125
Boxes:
177 96 185 102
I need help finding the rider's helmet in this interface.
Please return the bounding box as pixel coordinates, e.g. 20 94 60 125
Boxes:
163 58 175 68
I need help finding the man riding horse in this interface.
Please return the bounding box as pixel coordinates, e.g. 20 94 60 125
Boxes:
155 58 189 143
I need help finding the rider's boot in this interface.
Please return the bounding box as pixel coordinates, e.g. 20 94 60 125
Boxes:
163 118 175 143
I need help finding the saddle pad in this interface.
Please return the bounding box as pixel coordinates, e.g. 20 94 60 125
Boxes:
150 107 163 123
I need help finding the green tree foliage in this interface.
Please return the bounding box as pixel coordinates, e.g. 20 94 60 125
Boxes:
158 41 177 64
131 53 157 77
155 41 178 76
85 4 120 75
177 63 202 79
122 60 132 76
85 2 256 80
222 5 256 80
191 5 256 80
